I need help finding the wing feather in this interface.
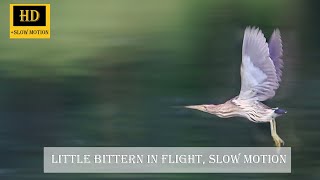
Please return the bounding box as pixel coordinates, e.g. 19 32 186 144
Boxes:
239 27 280 101
269 29 284 82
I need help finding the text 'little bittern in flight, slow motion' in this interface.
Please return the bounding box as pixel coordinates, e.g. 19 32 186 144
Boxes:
186 27 286 147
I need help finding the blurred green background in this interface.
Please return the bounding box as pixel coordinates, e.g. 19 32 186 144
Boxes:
0 0 319 179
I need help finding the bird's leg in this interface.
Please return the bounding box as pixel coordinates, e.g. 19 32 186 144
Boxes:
270 119 284 147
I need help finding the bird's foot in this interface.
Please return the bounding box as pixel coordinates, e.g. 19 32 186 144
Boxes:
272 134 284 147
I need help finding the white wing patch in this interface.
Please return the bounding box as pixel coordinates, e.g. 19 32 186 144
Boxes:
242 56 267 86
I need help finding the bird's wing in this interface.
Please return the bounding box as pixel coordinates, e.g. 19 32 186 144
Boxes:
238 27 280 101
268 29 283 82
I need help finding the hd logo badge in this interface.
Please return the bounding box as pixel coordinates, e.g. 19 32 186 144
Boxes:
10 4 50 39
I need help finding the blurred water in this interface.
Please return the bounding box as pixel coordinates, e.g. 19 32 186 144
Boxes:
1 0 320 179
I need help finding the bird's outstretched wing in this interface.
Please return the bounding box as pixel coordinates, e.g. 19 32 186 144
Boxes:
238 27 282 101
269 29 283 82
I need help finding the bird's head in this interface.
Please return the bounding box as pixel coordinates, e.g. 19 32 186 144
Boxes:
185 104 219 114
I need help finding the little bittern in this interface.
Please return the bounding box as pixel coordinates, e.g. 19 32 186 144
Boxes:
186 27 286 147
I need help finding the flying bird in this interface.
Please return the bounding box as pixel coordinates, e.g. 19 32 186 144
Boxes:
186 27 286 147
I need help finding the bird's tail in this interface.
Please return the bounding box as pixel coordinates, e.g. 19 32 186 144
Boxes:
274 108 287 115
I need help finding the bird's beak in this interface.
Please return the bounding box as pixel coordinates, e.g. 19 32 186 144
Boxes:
185 105 207 112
